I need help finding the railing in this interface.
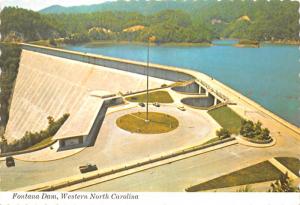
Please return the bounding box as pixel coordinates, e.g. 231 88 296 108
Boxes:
196 79 229 102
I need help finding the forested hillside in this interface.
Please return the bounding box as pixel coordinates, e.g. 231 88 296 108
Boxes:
0 7 65 42
195 0 300 40
40 0 215 14
0 43 21 136
0 0 299 44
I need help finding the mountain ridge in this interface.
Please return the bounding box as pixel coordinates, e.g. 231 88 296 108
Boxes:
39 0 215 14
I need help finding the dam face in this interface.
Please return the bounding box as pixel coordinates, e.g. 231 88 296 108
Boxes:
4 49 170 143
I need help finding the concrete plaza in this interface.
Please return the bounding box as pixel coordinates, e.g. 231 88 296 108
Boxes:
0 103 218 191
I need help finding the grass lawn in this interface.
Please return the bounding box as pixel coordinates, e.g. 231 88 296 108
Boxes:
25 137 55 151
208 106 243 134
275 157 300 177
186 161 282 192
116 112 179 134
125 91 173 103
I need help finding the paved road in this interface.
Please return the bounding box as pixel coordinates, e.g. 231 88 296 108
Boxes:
0 105 217 191
78 136 300 191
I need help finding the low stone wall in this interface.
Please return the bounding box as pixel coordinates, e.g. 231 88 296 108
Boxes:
240 136 273 144
181 96 215 109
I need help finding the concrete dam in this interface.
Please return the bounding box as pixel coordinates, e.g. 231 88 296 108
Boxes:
7 43 280 149
5 45 175 143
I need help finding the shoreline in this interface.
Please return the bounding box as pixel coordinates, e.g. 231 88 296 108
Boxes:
264 40 300 46
234 44 259 48
84 41 212 47
66 40 299 48
29 39 300 48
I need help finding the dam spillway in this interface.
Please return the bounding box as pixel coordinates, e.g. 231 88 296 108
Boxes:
4 48 171 143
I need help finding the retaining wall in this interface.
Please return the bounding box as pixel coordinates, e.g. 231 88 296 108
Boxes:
171 81 200 94
181 95 215 109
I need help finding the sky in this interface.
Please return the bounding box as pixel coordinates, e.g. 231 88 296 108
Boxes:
0 0 115 11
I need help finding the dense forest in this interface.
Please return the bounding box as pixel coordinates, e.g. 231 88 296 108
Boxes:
1 0 299 44
0 43 21 136
40 0 214 15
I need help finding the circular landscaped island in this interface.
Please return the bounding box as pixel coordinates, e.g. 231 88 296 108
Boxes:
116 112 179 134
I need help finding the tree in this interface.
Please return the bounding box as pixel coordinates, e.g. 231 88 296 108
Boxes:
260 128 270 140
240 120 255 138
216 128 231 140
236 185 253 192
240 120 270 141
269 172 299 192
0 43 21 131
49 38 57 46
4 114 69 152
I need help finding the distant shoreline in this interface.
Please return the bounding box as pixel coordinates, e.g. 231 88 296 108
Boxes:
84 41 212 47
29 39 300 48
74 39 300 48
264 40 300 46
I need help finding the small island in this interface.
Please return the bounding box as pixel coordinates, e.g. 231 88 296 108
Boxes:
235 39 260 48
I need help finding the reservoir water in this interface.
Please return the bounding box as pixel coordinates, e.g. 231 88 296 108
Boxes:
64 40 300 127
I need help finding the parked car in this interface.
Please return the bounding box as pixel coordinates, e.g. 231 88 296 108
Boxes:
139 102 145 107
6 156 15 167
177 106 186 111
153 102 160 107
79 164 98 173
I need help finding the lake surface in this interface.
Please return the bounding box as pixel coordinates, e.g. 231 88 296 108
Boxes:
64 40 300 127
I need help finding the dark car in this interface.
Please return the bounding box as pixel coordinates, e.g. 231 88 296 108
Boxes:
153 102 160 107
79 164 98 173
6 156 15 167
138 102 145 107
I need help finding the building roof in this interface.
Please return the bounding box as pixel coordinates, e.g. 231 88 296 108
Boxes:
53 95 104 140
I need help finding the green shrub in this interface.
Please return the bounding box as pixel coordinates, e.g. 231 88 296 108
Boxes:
240 120 270 140
2 113 69 152
49 38 57 47
216 128 231 140
268 172 299 192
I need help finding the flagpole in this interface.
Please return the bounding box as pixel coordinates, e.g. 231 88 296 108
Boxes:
146 35 150 122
